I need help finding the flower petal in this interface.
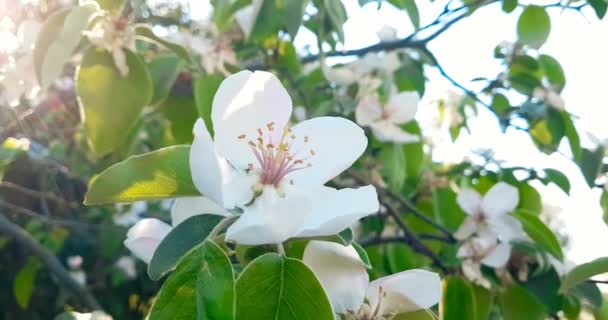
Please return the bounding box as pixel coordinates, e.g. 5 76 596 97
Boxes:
124 218 171 263
294 185 379 238
355 95 383 126
234 0 263 37
190 119 254 208
489 214 524 242
287 117 367 186
481 242 511 268
211 70 293 169
386 91 419 124
457 188 482 216
225 187 311 245
370 121 419 144
367 269 441 315
481 182 519 216
302 241 369 314
171 196 230 227
454 216 477 240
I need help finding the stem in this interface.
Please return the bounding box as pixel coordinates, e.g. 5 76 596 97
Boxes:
276 243 286 256
209 216 238 238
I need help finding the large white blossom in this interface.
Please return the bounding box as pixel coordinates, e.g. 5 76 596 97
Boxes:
187 70 379 245
84 14 136 76
355 91 420 144
303 241 441 318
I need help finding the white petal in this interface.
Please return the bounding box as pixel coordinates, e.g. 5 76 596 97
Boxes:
225 187 311 245
481 182 519 217
370 121 420 144
386 91 419 124
17 19 41 50
377 25 398 42
489 214 524 242
355 95 383 126
124 218 171 263
457 188 482 216
462 261 490 288
367 269 442 315
322 63 357 86
234 0 263 37
454 217 477 240
211 70 293 169
287 117 367 186
190 119 254 208
171 196 230 227
295 185 379 238
302 241 369 314
481 243 511 268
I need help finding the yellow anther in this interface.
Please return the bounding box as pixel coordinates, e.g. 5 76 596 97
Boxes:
304 136 309 143
267 143 275 149
310 149 316 156
238 134 247 139
248 141 256 147
257 128 263 136
294 160 303 164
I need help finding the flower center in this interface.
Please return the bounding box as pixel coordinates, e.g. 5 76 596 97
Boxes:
239 122 314 187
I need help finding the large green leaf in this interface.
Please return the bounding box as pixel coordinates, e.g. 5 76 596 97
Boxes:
440 277 476 320
393 310 436 320
324 0 348 42
135 24 192 63
148 214 226 280
13 258 41 309
194 73 225 136
543 168 571 195
380 143 406 192
196 240 235 320
601 191 608 226
76 48 153 155
162 93 198 144
35 4 98 88
512 209 563 260
588 0 608 19
431 187 466 231
235 253 334 320
500 285 545 320
471 284 492 320
523 269 563 313
149 241 232 320
84 146 199 205
562 111 582 161
149 54 183 106
539 54 565 90
560 257 608 293
517 183 542 214
517 5 551 49
577 147 605 188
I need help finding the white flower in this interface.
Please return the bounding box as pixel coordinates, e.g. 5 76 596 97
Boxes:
65 311 113 320
303 241 441 317
188 70 379 245
124 197 228 263
67 255 86 285
355 91 420 144
322 52 400 89
533 86 565 110
67 255 84 269
115 256 137 279
454 182 524 243
457 235 511 287
113 201 147 227
84 14 135 76
377 25 398 42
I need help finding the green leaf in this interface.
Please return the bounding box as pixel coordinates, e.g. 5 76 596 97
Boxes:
148 214 226 280
76 48 153 155
578 147 605 188
500 285 545 320
235 253 334 320
352 241 373 269
249 0 282 41
602 191 608 226
194 73 225 136
544 168 571 194
491 93 510 114
135 24 192 63
149 54 183 106
394 61 425 97
512 209 563 260
283 0 308 38
162 93 198 144
149 241 227 320
560 257 608 293
35 4 98 88
517 5 551 49
471 284 492 320
84 146 199 205
522 269 563 313
502 0 518 13
431 188 466 231
400 0 420 30
588 0 608 19
517 183 542 214
573 281 603 309
196 241 235 320
324 0 348 42
380 143 406 192
539 54 566 90
562 111 582 161
13 258 41 309
440 277 476 320
393 310 436 320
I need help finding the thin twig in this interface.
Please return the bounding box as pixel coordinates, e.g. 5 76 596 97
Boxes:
0 199 97 230
0 181 81 209
0 212 102 310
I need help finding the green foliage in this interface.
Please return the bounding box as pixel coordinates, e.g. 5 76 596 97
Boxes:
441 277 476 320
196 241 236 320
13 258 41 309
512 209 563 260
148 55 184 106
135 25 193 63
85 146 199 204
578 147 605 188
560 257 608 294
517 5 551 49
235 253 334 319
194 73 225 136
500 285 545 320
148 214 226 280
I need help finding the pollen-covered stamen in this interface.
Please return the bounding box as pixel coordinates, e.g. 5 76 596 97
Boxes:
240 124 313 186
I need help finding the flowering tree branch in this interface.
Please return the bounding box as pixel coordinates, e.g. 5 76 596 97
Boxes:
0 212 102 310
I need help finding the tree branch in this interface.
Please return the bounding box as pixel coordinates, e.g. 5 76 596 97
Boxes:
0 212 102 310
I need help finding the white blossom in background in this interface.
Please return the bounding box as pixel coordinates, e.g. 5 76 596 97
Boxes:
533 86 565 110
115 256 137 279
377 24 398 42
187 70 379 245
322 51 400 91
84 14 135 76
0 18 41 106
355 91 420 144
113 201 148 227
124 197 228 263
65 311 113 320
67 255 86 286
303 241 441 318
454 182 525 285
439 90 465 129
